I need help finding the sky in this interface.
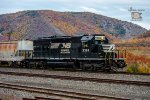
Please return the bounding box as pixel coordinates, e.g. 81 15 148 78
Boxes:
0 0 149 30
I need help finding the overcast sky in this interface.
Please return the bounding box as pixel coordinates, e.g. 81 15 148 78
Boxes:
0 0 149 30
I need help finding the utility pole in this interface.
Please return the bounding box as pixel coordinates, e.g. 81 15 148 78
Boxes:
8 30 12 41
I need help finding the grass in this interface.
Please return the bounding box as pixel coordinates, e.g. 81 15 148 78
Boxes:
125 50 150 73
127 63 139 73
116 47 150 73
127 62 150 73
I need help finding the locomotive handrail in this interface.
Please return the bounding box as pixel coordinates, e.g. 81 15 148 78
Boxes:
105 50 109 64
114 50 126 59
104 49 126 59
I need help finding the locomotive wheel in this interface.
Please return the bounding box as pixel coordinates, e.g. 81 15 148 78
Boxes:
51 67 55 70
43 62 47 69
26 61 30 69
91 65 96 71
73 61 79 70
82 67 88 71
36 62 43 69
20 61 24 68
80 63 87 71
11 61 15 67
72 64 76 71
110 62 118 72
14 62 19 68
103 67 111 72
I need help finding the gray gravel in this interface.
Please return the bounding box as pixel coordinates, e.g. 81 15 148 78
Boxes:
0 74 150 100
0 67 150 82
0 88 72 100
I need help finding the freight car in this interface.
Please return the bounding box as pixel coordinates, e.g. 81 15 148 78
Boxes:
0 34 126 71
0 40 33 66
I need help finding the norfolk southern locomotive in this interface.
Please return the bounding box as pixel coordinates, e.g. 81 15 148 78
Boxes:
0 34 126 71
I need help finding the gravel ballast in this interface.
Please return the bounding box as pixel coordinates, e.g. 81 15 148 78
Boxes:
0 67 150 82
0 74 150 100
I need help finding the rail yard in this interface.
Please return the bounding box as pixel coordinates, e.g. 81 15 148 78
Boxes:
0 34 149 100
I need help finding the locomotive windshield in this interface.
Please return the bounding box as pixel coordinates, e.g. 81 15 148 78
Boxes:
94 35 108 44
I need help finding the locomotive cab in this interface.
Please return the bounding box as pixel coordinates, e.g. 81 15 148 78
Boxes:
81 36 94 52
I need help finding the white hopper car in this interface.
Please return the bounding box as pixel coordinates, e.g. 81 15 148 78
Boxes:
0 40 33 66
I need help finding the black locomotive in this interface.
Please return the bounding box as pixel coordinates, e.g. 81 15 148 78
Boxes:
24 34 126 71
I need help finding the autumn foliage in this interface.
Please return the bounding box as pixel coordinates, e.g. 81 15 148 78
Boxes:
126 51 150 73
116 37 150 73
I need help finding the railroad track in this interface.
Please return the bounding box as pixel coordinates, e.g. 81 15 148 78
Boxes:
23 97 61 100
54 69 150 76
1 66 150 76
0 71 150 87
0 82 129 100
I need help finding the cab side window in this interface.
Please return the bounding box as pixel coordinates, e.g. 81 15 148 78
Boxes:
82 42 88 48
